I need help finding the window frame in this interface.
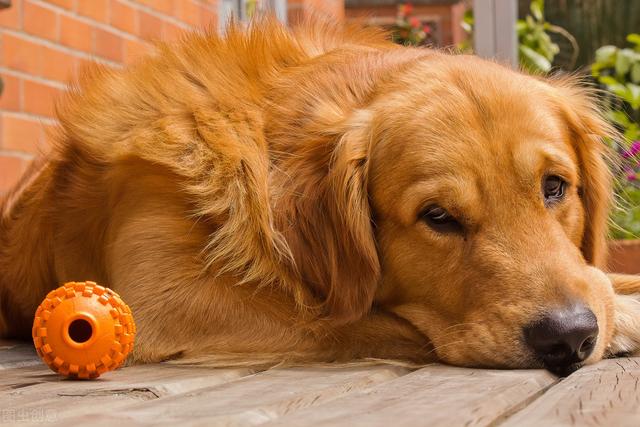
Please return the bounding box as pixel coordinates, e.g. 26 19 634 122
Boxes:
219 0 287 32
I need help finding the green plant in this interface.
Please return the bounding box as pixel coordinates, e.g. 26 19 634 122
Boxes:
460 0 578 73
459 8 473 52
592 34 640 128
612 184 640 239
517 0 557 72
390 3 434 47
591 34 640 239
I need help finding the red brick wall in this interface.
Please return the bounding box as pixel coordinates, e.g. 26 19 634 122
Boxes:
0 0 346 196
0 0 219 195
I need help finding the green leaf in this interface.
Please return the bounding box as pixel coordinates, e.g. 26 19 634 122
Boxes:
526 15 535 27
530 0 543 21
627 33 640 48
595 45 618 65
627 83 640 109
599 76 630 101
611 184 640 239
626 123 640 140
519 45 551 73
607 110 632 127
539 42 558 61
599 75 624 86
631 62 640 84
591 62 606 77
624 123 640 141
616 48 635 76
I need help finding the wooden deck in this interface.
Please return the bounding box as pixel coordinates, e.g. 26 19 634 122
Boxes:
2 339 639 426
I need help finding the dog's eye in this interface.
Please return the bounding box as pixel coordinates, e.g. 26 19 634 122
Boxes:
421 205 463 233
543 175 566 206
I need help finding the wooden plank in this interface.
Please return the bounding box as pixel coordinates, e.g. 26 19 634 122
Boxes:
0 340 41 370
262 365 557 427
0 366 58 391
0 339 24 347
501 357 640 426
0 340 66 392
8 337 638 427
58 365 409 426
0 364 255 424
0 340 257 425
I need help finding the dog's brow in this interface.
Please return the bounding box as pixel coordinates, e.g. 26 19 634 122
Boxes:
517 142 577 181
538 146 577 178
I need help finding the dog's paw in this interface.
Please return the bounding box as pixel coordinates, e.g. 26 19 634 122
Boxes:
608 293 640 357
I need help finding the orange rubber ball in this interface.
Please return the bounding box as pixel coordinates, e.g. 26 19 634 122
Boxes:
32 281 136 379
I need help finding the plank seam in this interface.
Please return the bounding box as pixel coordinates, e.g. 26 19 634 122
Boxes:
487 378 563 427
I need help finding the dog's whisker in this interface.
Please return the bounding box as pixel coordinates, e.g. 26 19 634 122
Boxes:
440 322 482 333
422 340 465 359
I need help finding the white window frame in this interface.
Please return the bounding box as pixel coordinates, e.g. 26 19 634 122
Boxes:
219 0 287 32
473 0 518 68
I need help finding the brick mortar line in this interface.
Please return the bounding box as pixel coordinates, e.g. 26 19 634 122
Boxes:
27 0 145 43
29 0 196 39
192 0 219 12
0 150 37 160
120 0 201 31
0 110 58 126
2 28 124 69
0 66 70 90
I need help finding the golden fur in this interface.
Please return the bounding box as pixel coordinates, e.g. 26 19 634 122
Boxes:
1 18 639 369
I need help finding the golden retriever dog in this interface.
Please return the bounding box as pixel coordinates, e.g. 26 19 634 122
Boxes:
1 18 639 375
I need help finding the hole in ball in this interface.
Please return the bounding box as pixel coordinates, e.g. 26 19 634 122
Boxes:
68 319 93 344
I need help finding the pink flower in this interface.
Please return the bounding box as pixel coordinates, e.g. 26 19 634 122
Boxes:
626 168 637 181
622 141 640 159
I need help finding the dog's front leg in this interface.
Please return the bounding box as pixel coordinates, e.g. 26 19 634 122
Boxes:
608 274 640 356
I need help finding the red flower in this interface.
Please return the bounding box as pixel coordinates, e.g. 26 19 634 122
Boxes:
410 17 420 28
423 25 431 34
622 141 640 159
404 3 413 15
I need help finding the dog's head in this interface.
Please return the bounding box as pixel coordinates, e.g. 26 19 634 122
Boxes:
269 48 617 374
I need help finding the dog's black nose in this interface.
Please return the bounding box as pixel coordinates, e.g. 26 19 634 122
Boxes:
524 305 598 374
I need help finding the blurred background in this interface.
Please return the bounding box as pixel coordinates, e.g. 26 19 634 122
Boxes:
0 0 638 270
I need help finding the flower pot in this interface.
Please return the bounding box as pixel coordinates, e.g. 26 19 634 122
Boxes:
608 239 640 274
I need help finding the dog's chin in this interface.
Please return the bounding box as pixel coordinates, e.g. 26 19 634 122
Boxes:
544 362 583 377
530 340 607 377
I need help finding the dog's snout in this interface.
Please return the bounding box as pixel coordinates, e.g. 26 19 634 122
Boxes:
524 305 598 375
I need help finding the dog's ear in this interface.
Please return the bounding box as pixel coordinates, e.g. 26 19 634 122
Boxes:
268 48 431 324
274 110 380 324
549 79 617 268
